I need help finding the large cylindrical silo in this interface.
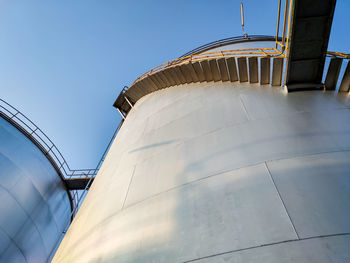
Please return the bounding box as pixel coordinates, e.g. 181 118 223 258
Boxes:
0 106 72 263
53 37 350 262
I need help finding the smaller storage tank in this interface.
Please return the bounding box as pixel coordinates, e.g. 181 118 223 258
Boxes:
0 101 72 263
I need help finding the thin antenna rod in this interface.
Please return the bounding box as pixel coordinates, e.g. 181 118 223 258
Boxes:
240 2 248 38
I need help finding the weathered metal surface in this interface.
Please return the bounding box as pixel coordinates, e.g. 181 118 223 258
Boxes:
54 83 350 263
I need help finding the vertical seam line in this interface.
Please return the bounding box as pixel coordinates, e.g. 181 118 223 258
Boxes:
239 95 251 120
122 165 136 209
264 161 300 240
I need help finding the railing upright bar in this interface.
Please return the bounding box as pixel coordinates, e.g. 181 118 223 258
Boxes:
281 0 290 48
275 0 282 48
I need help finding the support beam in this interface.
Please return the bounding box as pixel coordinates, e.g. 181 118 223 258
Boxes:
193 62 206 82
180 64 193 83
167 67 181 85
117 108 125 119
186 63 200 83
217 58 229 81
237 57 248 82
325 58 343 90
124 96 134 108
272 58 284 86
163 68 176 86
158 70 171 87
153 73 166 89
339 61 350 92
174 66 187 84
144 77 158 92
260 57 271 85
65 178 94 190
209 59 221 82
248 57 258 83
200 60 213 82
226 57 238 82
149 75 162 90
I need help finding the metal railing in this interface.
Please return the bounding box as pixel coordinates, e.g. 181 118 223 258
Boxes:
126 1 296 89
0 99 98 180
326 51 350 59
180 35 278 57
121 0 349 97
275 0 294 56
0 98 123 212
131 46 285 87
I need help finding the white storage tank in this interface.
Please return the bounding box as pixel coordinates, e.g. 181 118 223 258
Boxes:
53 36 350 262
0 103 72 263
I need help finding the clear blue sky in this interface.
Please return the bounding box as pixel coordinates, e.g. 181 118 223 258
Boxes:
1 0 349 169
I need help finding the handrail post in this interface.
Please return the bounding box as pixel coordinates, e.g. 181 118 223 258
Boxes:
117 108 126 120
281 0 290 47
275 0 282 49
124 96 134 108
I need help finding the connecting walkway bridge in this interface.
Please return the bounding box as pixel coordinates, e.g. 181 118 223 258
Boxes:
114 0 349 117
0 99 120 213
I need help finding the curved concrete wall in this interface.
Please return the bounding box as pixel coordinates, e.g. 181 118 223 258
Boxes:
54 82 350 262
0 117 71 263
